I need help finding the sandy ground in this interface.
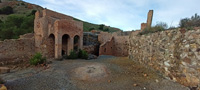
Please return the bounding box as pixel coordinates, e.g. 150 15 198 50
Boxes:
0 56 189 90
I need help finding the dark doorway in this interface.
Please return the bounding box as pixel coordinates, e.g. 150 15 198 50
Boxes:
74 35 80 52
48 34 55 58
62 34 70 56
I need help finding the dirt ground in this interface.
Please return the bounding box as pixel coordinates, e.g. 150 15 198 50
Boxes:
0 56 189 90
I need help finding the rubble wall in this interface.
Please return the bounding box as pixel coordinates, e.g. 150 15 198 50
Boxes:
129 29 200 87
0 33 35 65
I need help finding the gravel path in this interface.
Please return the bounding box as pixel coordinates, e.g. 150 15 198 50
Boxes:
0 56 189 90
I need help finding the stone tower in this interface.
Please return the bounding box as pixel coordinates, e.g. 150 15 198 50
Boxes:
146 10 153 28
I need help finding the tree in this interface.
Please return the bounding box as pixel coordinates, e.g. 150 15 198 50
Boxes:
99 24 104 30
0 13 34 40
103 28 109 31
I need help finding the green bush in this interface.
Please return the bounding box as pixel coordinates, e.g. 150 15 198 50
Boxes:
0 6 13 15
0 13 34 40
89 27 95 31
99 24 105 30
67 50 78 59
30 53 46 65
63 49 88 59
103 28 109 32
179 13 200 29
21 2 25 6
78 49 88 59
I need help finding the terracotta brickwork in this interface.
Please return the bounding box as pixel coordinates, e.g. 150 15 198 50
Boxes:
34 9 83 59
147 10 153 28
141 23 147 30
140 10 153 30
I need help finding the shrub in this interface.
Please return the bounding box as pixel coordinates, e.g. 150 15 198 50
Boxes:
30 53 46 65
78 49 88 59
138 22 167 35
0 6 13 15
89 27 95 31
63 50 88 59
138 26 165 35
155 21 168 29
99 24 104 30
0 13 34 40
21 2 25 6
67 50 78 59
103 28 109 32
179 13 200 29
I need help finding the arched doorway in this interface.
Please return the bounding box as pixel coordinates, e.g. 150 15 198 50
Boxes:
48 34 55 58
62 34 70 56
74 35 80 52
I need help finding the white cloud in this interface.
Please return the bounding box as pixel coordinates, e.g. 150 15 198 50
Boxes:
25 0 200 31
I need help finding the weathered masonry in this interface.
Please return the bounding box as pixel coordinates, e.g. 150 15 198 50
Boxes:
34 9 83 59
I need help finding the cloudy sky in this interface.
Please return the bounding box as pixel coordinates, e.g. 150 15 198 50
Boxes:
24 0 200 31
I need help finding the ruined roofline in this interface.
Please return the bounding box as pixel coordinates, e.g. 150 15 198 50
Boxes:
35 8 73 20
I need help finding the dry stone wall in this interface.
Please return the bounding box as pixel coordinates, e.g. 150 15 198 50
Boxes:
0 33 35 66
129 29 200 87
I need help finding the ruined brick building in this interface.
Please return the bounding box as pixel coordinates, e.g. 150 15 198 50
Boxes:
34 9 83 59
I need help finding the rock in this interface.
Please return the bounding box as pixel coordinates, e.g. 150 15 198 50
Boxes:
87 54 97 60
0 67 10 74
143 74 148 77
133 84 138 87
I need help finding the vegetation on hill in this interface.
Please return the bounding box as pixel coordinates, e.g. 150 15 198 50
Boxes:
0 0 121 40
0 10 35 40
179 13 200 30
0 6 13 15
74 18 121 32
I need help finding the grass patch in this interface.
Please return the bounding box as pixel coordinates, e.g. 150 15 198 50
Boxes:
63 49 88 59
30 53 46 65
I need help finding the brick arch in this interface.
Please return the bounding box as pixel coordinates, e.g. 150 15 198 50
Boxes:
73 35 80 52
62 34 70 56
47 34 55 58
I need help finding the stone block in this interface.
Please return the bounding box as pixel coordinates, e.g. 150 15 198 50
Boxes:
0 67 10 74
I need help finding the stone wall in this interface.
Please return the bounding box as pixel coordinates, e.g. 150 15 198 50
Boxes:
99 31 130 57
129 29 200 87
83 32 99 55
0 33 35 66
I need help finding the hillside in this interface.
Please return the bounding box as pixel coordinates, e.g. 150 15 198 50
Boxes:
0 0 121 40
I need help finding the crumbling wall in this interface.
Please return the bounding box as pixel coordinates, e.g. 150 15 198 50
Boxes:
99 37 114 56
114 36 129 56
129 29 200 87
98 31 130 57
98 32 113 44
34 9 83 59
0 33 35 65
